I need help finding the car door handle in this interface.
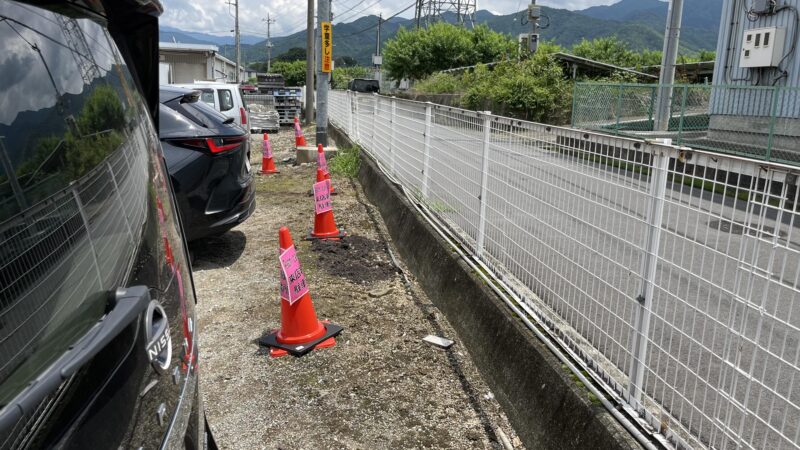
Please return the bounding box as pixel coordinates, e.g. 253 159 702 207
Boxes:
0 286 152 433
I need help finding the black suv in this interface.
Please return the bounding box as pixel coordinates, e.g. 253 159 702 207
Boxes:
159 86 255 242
0 1 208 448
348 78 380 93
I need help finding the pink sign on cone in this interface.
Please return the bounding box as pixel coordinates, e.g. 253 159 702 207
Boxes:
313 180 332 214
279 245 309 305
263 139 273 158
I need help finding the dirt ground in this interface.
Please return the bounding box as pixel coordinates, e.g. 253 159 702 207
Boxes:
190 126 524 450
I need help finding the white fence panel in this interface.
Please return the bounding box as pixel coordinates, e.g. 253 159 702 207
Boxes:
328 90 800 450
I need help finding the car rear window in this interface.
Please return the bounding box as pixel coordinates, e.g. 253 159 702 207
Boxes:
0 1 148 406
164 96 230 128
218 89 234 111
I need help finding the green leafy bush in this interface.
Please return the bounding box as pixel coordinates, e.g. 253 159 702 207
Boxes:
412 72 462 94
460 47 572 124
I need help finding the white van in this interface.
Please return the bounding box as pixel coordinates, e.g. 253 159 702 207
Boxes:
173 82 250 130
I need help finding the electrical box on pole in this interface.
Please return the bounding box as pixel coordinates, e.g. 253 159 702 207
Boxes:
520 1 542 55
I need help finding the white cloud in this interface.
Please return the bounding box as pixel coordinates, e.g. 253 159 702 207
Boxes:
160 0 623 37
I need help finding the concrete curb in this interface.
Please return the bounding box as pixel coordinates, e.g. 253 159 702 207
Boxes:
329 125 645 450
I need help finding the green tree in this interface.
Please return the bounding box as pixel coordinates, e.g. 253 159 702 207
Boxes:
332 66 372 89
696 50 716 61
638 49 663 66
383 23 514 81
270 60 307 86
76 85 125 136
277 47 306 62
572 37 639 68
335 56 358 67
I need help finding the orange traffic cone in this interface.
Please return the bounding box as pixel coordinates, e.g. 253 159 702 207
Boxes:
308 169 345 240
259 227 343 357
294 117 307 147
317 144 335 194
260 133 279 175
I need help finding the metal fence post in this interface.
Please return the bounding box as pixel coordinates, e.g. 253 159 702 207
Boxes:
347 92 354 137
390 97 397 175
627 145 669 409
676 85 689 144
571 83 578 128
356 94 362 143
372 94 378 151
615 84 624 134
71 187 103 283
766 86 781 162
476 111 492 257
421 102 433 198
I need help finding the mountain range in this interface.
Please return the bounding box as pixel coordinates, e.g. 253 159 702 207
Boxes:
159 0 724 66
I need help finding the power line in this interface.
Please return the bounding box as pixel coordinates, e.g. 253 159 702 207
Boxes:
339 2 416 38
335 0 381 23
333 0 367 20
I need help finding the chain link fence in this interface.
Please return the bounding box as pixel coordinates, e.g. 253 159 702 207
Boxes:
330 90 800 450
572 83 800 165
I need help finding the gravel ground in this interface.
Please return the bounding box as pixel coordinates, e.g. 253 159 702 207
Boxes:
191 126 524 450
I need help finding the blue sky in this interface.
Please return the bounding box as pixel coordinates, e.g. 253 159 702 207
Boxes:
160 0 628 39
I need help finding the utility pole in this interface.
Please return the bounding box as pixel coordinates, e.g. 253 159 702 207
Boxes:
315 0 332 146
376 14 381 57
227 0 241 83
235 0 240 83
263 13 276 73
653 0 684 132
374 14 382 84
305 0 315 125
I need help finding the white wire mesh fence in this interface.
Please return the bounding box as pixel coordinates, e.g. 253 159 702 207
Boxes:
329 90 800 450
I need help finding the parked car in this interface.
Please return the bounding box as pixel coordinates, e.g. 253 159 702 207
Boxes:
173 82 250 130
159 86 255 242
348 78 380 93
0 1 212 449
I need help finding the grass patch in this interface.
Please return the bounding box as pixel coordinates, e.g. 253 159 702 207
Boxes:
329 145 361 178
426 200 457 213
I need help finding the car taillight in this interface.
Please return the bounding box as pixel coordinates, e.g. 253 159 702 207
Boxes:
171 136 246 154
240 107 247 125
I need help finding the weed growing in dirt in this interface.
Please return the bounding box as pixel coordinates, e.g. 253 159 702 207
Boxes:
329 145 361 178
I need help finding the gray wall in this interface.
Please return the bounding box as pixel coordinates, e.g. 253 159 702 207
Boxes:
161 52 208 84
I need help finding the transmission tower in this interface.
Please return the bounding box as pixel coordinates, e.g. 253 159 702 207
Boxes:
53 15 100 84
414 0 476 28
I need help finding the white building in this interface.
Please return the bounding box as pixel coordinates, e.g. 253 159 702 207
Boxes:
159 42 245 84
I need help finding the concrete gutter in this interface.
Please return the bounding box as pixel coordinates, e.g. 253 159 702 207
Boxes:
328 125 650 449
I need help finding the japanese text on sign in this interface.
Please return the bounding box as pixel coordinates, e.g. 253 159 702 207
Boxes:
279 245 309 304
321 21 332 73
314 180 332 215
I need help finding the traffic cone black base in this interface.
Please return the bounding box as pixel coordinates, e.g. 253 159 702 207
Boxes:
305 230 347 241
259 322 343 357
